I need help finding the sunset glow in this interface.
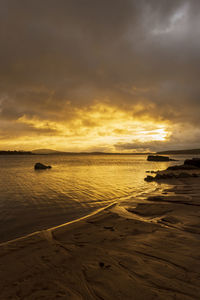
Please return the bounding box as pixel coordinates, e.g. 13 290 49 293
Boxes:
0 103 171 152
0 0 199 152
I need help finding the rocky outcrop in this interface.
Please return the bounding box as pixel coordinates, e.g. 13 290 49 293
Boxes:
147 155 176 162
34 163 52 170
145 172 200 182
145 157 200 181
167 164 198 171
184 158 200 168
166 158 200 171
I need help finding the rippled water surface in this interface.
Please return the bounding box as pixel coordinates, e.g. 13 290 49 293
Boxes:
0 154 194 242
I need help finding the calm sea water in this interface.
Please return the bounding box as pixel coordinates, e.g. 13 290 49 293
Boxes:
0 154 197 243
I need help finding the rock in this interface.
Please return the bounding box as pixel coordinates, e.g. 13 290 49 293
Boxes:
147 155 176 162
167 164 198 171
145 170 200 181
184 158 200 168
145 171 196 181
167 158 200 171
145 157 200 182
99 262 105 268
34 163 52 170
144 175 155 182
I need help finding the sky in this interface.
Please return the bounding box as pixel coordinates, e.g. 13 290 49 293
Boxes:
0 0 200 152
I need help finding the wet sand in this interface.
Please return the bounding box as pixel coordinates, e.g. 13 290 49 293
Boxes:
0 178 200 299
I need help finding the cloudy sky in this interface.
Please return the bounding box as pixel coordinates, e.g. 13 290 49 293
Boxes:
0 0 200 152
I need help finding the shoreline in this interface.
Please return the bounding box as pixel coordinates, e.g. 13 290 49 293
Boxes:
0 178 200 299
0 184 162 245
0 201 117 247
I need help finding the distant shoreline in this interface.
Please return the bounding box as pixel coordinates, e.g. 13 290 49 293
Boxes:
0 151 152 156
1 148 200 155
157 149 200 155
1 152 200 156
0 151 34 155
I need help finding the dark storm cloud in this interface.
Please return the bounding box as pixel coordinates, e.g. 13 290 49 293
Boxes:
0 0 200 149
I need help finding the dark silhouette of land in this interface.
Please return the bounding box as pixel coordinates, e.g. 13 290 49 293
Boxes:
31 149 154 155
157 148 200 155
0 151 34 155
1 148 200 155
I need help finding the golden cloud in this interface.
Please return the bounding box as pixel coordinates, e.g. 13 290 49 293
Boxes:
2 102 171 152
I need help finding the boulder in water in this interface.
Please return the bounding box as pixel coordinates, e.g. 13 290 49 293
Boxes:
147 155 176 162
34 163 52 170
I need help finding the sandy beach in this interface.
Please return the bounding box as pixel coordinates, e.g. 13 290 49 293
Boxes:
0 177 200 299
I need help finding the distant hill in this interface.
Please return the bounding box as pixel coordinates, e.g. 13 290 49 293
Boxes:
32 149 152 155
2 148 200 156
32 149 62 154
157 149 200 155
